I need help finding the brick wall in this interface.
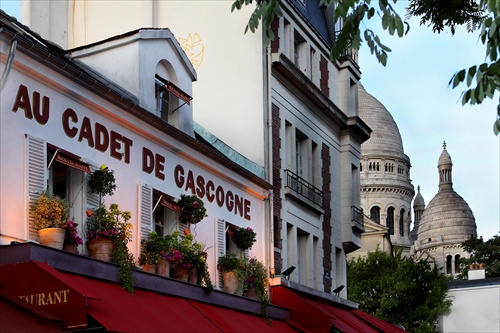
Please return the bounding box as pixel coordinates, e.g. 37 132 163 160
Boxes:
271 15 280 53
321 142 332 292
320 55 329 96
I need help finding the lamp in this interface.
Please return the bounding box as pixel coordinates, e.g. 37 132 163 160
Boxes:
332 285 344 296
281 266 295 280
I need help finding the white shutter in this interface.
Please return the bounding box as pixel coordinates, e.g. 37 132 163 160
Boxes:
140 183 153 239
216 219 226 288
27 135 47 241
85 165 100 211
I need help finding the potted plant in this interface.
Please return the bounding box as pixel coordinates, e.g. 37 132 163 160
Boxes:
86 203 135 292
231 227 257 254
30 190 69 249
178 194 207 228
243 257 268 301
86 165 135 293
217 252 244 295
138 231 163 273
61 219 83 253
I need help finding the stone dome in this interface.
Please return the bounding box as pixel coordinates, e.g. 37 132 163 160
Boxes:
358 84 405 157
416 143 477 249
413 186 425 208
438 147 452 166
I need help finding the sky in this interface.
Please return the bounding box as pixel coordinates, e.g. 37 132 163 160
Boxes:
1 1 498 239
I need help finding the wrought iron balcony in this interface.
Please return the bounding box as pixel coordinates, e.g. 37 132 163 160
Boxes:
334 31 359 68
284 169 323 207
351 206 364 231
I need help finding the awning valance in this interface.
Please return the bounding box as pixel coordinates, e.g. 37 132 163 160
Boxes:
0 261 302 333
270 286 406 333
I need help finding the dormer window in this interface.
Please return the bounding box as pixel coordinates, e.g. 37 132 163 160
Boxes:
155 74 192 124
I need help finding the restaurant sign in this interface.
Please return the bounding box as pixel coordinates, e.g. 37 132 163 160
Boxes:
0 261 88 329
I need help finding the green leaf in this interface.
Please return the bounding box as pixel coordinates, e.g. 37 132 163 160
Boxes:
452 69 466 88
493 118 500 135
467 66 477 86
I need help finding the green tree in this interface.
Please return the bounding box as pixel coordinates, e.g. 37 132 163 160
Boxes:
458 234 500 279
232 0 500 134
347 248 452 333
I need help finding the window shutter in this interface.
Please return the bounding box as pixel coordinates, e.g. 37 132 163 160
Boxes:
85 165 100 211
27 135 47 241
140 183 153 240
216 219 226 288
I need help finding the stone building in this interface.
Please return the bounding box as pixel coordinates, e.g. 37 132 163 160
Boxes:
348 85 414 259
413 142 477 275
349 87 477 275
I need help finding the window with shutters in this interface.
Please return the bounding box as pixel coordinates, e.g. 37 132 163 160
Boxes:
27 136 92 242
151 189 182 237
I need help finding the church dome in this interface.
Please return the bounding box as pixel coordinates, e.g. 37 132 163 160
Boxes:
413 186 425 209
358 84 405 157
416 143 477 248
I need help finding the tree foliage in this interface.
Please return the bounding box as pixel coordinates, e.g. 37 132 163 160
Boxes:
457 234 500 279
406 0 484 34
347 248 452 332
232 0 500 135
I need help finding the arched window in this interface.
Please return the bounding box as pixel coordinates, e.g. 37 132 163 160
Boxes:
387 207 394 235
455 254 461 275
399 209 405 236
446 255 452 274
370 206 380 224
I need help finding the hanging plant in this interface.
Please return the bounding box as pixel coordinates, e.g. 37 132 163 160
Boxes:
231 227 257 251
178 194 207 226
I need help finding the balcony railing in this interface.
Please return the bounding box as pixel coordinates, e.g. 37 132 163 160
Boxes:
334 31 359 68
351 206 364 231
285 169 323 207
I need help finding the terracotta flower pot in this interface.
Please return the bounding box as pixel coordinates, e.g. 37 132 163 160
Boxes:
171 266 189 282
245 285 259 300
141 263 157 273
63 243 78 253
222 271 242 295
188 266 198 284
86 238 114 262
38 228 65 250
157 259 170 278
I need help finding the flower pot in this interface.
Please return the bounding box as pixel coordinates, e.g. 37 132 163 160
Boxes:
86 238 114 262
188 266 198 284
171 266 189 282
141 263 156 273
157 259 170 278
38 228 65 250
222 271 242 295
245 285 259 300
63 243 78 253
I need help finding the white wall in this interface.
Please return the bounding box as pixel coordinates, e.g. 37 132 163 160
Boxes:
439 281 500 333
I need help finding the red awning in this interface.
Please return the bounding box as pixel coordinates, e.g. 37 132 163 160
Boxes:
270 286 405 333
352 310 406 333
0 262 90 330
65 274 221 333
305 299 379 333
190 300 303 333
0 293 63 333
55 152 91 174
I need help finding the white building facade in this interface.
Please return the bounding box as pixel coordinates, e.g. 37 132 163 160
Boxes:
20 0 370 296
0 22 270 287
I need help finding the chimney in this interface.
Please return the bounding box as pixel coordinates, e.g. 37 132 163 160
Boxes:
468 263 486 280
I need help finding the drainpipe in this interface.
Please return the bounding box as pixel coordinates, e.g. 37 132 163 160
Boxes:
266 45 275 280
0 39 18 91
